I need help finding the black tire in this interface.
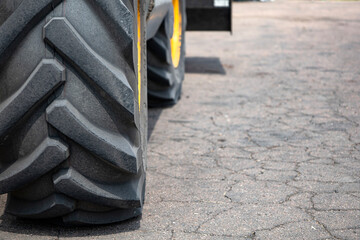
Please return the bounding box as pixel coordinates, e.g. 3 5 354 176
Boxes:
147 0 186 107
0 0 148 225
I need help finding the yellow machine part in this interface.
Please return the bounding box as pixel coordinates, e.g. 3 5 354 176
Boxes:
170 0 182 68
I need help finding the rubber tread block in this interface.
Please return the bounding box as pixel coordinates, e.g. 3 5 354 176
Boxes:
43 18 135 115
53 168 141 208
46 99 139 174
63 208 142 225
0 59 65 137
6 193 76 219
0 138 69 194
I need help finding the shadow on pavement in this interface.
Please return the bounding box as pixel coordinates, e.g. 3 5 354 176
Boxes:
185 57 226 75
148 108 163 140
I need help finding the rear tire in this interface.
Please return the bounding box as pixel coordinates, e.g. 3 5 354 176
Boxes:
147 0 186 107
0 0 147 225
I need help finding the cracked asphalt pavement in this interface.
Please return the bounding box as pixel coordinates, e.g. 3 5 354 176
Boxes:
1 1 360 239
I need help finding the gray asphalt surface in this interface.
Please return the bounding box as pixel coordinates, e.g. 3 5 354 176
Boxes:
1 1 360 239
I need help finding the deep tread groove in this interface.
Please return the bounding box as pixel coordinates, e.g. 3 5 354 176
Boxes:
0 0 63 66
43 17 135 115
0 138 69 194
0 59 65 138
6 193 76 219
54 168 142 208
46 99 139 174
88 0 133 40
86 0 134 68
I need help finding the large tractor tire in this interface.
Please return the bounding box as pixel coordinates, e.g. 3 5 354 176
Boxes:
0 0 148 225
147 0 186 107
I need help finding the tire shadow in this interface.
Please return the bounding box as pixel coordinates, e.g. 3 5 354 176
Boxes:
148 108 163 140
185 57 226 75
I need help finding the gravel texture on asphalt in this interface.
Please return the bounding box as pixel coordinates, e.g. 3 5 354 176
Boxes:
1 1 360 239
